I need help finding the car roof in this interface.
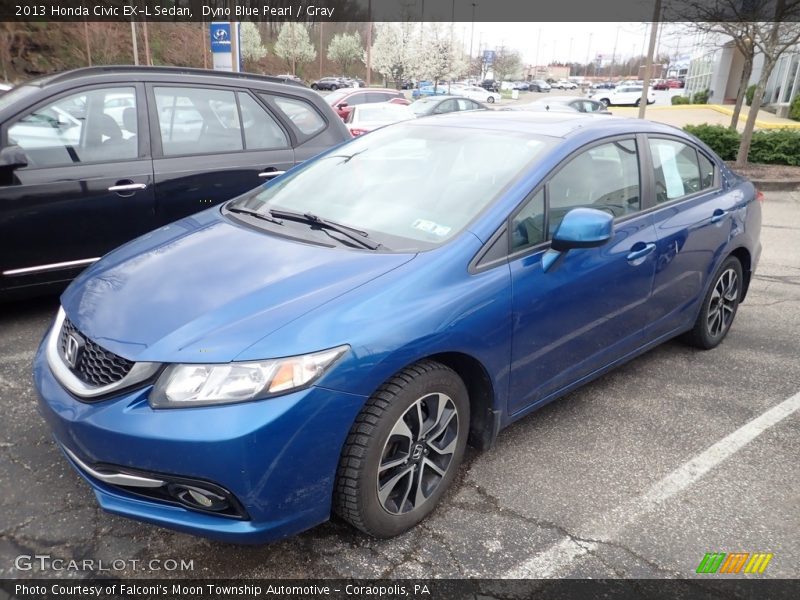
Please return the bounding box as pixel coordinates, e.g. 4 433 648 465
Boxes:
27 66 308 89
404 110 686 139
531 96 589 104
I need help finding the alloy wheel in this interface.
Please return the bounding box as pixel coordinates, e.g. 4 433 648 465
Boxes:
707 268 738 338
376 393 459 515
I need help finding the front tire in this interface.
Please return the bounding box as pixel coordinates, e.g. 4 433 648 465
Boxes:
682 256 743 349
487 96 495 103
600 98 610 107
334 360 469 538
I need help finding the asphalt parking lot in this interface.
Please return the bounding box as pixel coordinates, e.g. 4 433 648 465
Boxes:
1 190 798 580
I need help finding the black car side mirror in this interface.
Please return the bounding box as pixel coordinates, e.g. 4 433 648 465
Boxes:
0 145 28 170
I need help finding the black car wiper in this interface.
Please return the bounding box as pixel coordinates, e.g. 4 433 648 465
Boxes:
269 209 382 250
227 206 285 226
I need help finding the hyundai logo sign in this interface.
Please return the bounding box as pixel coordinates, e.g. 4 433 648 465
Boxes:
210 23 232 53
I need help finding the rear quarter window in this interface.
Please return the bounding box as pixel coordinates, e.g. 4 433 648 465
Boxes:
270 95 326 137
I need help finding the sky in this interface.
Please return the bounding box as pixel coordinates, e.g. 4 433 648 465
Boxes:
444 22 697 65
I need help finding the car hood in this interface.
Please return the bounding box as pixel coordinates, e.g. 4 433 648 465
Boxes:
61 210 415 363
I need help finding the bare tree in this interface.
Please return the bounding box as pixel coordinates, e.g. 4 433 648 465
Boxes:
675 0 800 165
737 5 800 165
491 46 522 83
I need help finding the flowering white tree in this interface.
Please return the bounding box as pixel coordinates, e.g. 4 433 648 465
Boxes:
327 32 363 76
239 22 267 68
368 22 419 89
413 25 468 90
274 23 316 76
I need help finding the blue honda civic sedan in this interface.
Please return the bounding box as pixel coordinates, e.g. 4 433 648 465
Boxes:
34 112 761 543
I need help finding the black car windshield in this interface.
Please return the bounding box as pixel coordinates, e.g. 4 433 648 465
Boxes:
228 122 554 251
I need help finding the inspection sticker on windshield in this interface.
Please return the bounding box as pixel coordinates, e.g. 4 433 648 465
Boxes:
412 219 451 237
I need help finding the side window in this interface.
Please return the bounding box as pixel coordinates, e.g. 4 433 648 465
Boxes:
237 93 288 150
436 99 458 113
8 87 137 167
457 99 477 111
366 92 390 103
271 96 325 136
698 152 715 190
547 139 640 235
154 86 242 156
649 138 702 202
511 189 546 251
347 93 368 106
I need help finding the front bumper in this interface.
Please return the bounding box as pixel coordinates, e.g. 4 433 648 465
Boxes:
33 336 367 544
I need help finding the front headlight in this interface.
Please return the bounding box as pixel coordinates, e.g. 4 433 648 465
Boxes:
149 345 348 408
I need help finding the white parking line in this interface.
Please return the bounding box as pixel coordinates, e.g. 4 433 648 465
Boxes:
504 390 800 578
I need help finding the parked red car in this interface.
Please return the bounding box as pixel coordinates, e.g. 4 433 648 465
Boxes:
324 87 410 120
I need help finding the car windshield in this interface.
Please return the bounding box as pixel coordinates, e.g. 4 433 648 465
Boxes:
229 123 554 251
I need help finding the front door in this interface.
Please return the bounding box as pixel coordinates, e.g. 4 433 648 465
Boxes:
0 84 154 293
508 137 657 414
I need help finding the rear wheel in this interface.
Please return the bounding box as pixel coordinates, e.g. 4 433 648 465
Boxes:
487 96 495 104
311 84 319 90
635 98 641 107
600 98 610 107
334 360 469 538
682 256 743 349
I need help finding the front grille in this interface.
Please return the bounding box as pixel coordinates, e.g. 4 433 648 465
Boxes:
59 318 134 387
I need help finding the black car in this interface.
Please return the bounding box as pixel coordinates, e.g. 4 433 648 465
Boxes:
311 77 345 91
0 66 350 299
480 79 499 92
409 95 488 117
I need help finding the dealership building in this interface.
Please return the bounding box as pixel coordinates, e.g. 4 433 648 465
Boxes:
683 34 799 116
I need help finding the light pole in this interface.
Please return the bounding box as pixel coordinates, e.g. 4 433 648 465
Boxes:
585 32 592 77
611 25 620 78
469 2 477 62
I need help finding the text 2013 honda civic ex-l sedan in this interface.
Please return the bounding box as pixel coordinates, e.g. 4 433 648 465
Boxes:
34 112 761 543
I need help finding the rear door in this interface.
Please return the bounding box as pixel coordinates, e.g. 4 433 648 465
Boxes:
147 84 294 225
0 84 154 292
641 135 733 340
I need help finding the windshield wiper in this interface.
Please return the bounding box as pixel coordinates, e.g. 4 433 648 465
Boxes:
227 206 285 226
269 209 382 250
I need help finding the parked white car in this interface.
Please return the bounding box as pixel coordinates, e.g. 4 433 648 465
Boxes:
345 102 416 136
591 85 656 107
454 85 502 104
557 80 578 90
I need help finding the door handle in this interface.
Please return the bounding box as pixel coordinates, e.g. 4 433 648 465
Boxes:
627 242 656 262
711 208 728 223
108 182 147 193
258 170 286 179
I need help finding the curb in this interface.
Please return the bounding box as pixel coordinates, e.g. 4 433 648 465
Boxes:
614 104 800 129
749 179 800 192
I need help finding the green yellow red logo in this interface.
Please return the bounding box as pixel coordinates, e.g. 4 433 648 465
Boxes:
696 552 773 574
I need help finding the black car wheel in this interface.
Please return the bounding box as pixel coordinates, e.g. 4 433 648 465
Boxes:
600 98 611 107
487 96 495 104
635 98 641 107
334 360 469 538
311 84 319 90
683 256 743 349
330 85 338 91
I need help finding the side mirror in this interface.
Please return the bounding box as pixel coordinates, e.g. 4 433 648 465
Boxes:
336 102 349 109
542 208 613 272
0 145 28 170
